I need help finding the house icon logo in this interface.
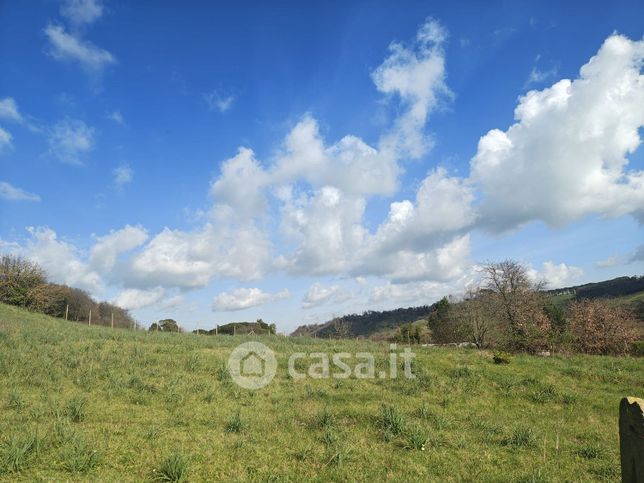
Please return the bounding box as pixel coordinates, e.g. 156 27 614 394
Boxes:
228 342 277 389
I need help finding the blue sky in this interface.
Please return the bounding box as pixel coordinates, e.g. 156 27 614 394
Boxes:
1 0 643 333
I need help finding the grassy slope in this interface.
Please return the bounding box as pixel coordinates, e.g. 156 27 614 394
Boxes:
1 304 642 482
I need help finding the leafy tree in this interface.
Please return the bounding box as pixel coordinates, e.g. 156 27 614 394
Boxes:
427 297 457 343
0 255 46 307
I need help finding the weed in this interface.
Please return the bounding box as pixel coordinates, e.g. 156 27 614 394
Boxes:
225 411 246 433
0 432 42 474
575 444 602 459
493 351 512 364
60 436 100 473
378 405 405 436
314 408 337 429
503 427 537 450
7 390 24 411
404 426 427 451
155 452 189 482
65 396 86 423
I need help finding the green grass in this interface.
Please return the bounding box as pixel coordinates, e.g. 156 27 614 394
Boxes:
0 303 642 481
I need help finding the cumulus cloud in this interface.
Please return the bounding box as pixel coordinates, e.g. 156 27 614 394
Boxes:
0 128 13 153
121 224 272 289
203 90 235 113
372 17 451 159
60 0 104 28
302 283 352 309
210 148 269 220
0 98 22 123
471 34 644 231
212 287 289 311
533 261 584 288
0 182 40 202
20 227 103 294
48 118 95 164
44 24 116 74
112 287 164 310
90 225 148 272
113 164 133 189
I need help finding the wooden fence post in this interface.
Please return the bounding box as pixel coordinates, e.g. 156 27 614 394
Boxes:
619 396 644 482
65 304 69 321
88 310 92 326
111 311 114 329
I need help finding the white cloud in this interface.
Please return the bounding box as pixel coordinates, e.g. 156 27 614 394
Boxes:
595 255 621 268
203 90 235 113
90 225 148 272
525 65 558 87
302 283 351 309
21 227 103 294
372 17 451 159
48 118 95 165
0 127 13 153
113 164 133 188
0 182 40 202
60 0 104 28
210 148 269 220
44 24 116 74
212 287 289 311
112 287 165 310
121 223 272 289
0 98 22 123
107 110 124 125
534 261 584 288
471 34 644 231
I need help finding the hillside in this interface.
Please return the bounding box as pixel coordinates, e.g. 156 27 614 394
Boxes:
291 305 433 338
1 303 642 480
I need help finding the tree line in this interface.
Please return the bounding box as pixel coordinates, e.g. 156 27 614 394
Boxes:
0 254 136 329
424 260 640 356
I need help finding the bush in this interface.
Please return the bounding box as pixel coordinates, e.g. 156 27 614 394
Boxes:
0 255 46 307
631 341 644 357
493 351 512 364
568 299 637 355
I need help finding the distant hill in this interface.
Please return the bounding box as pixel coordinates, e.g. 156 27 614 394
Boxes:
546 275 644 299
291 305 433 338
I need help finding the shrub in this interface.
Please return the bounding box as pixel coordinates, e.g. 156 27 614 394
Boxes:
568 299 637 355
0 255 46 307
631 341 644 357
493 351 512 364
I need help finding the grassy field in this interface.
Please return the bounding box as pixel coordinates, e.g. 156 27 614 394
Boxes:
0 303 642 481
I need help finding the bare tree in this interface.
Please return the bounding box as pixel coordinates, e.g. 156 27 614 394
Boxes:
452 289 493 348
480 260 551 352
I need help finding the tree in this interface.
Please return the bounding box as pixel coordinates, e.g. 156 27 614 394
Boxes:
427 297 456 343
27 283 70 317
481 260 551 352
0 255 46 307
332 318 352 339
451 290 493 348
567 299 637 355
148 320 179 333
